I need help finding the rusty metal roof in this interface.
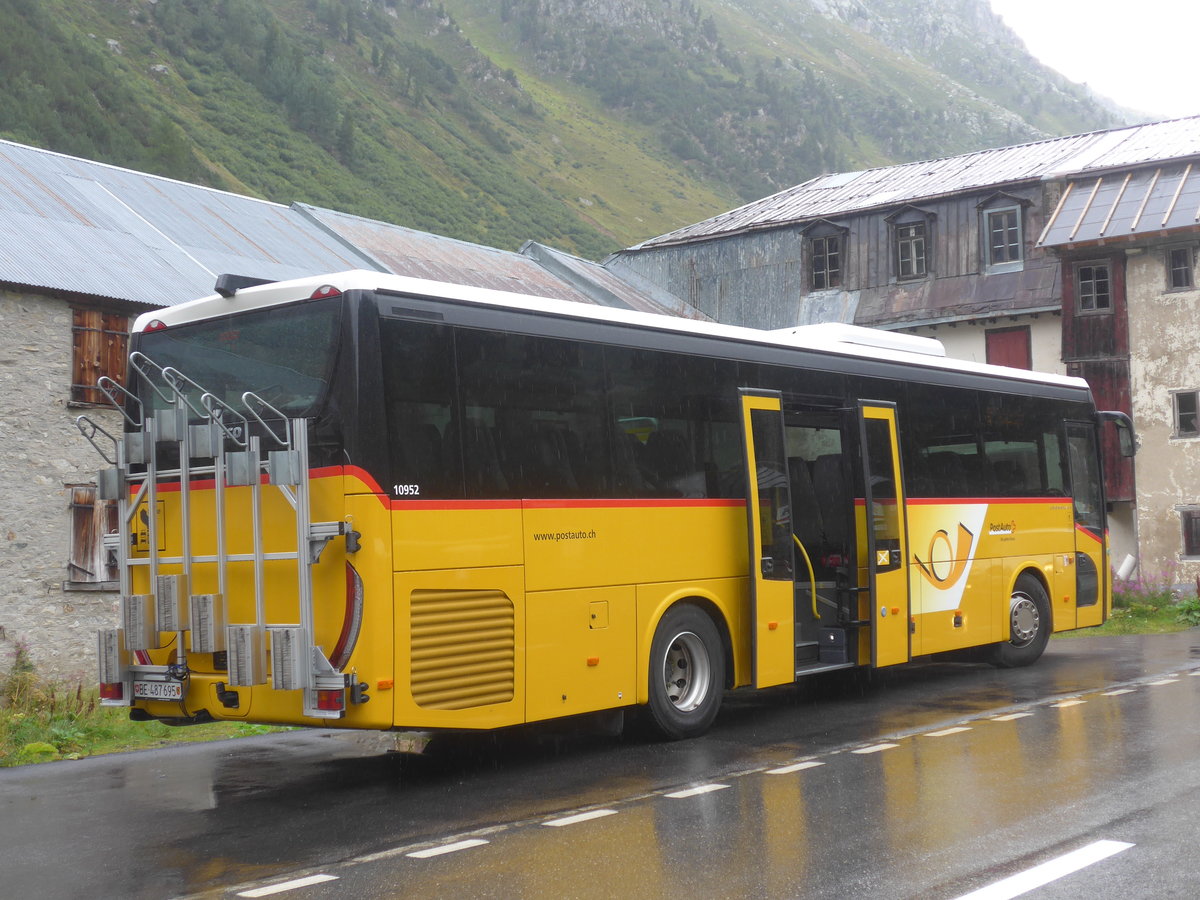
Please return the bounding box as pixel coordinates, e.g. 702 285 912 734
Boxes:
296 205 597 302
0 139 373 306
632 116 1200 250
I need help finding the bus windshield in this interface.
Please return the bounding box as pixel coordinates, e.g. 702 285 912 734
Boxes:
133 297 342 419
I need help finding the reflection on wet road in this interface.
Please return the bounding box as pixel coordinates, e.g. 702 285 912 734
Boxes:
3 632 1200 898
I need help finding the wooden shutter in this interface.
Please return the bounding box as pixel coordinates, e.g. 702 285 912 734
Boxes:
71 309 129 404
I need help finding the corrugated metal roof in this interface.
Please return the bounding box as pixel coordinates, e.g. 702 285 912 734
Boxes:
1037 161 1200 247
296 205 598 302
632 116 1200 250
0 140 372 306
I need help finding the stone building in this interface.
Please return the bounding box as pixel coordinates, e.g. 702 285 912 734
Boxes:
1037 137 1200 585
0 139 687 681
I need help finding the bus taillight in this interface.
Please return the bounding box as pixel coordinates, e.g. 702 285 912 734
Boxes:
310 284 341 300
316 689 345 712
99 682 124 701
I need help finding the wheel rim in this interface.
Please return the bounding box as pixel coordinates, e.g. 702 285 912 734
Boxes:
661 630 712 712
1009 592 1040 647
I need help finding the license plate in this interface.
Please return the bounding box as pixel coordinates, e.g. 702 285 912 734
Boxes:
133 680 183 701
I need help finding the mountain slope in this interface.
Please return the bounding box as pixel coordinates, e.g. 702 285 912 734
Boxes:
0 0 1126 258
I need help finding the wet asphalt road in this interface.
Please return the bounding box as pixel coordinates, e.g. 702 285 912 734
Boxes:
3 631 1200 899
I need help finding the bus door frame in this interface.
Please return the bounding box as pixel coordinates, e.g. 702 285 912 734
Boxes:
857 401 912 668
739 389 797 688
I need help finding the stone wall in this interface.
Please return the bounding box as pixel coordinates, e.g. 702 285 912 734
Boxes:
0 289 122 682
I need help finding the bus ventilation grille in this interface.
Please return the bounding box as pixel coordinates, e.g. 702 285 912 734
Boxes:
410 589 516 709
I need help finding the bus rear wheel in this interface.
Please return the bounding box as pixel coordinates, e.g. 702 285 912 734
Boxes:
643 604 724 740
990 574 1051 668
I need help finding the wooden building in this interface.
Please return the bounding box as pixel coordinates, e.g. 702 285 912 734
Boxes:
609 116 1200 576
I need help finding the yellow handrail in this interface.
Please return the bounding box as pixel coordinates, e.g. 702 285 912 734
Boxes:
793 534 819 618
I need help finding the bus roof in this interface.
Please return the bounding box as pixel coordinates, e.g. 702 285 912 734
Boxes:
134 269 1090 394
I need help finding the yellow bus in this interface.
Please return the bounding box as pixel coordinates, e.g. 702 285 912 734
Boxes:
81 270 1133 740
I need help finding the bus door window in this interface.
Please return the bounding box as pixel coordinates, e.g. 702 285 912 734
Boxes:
749 408 794 580
862 417 902 572
783 417 847 577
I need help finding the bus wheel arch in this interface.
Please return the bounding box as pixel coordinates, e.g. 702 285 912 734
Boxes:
990 570 1052 668
641 600 727 740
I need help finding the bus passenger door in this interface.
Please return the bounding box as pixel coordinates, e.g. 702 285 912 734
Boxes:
739 389 796 688
858 403 911 668
1066 422 1106 628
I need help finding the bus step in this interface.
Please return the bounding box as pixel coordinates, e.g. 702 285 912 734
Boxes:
818 627 849 664
795 661 857 678
795 641 820 665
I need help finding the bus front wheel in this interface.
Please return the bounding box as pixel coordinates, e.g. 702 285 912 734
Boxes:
643 604 724 740
990 574 1052 668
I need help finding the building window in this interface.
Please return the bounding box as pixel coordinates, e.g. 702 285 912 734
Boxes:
1075 262 1111 313
985 207 1022 271
66 485 118 588
1174 390 1199 438
1168 246 1194 290
811 234 842 290
896 222 927 280
1182 508 1200 558
71 308 129 405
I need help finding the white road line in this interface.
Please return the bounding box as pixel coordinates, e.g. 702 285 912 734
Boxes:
406 838 490 858
952 839 1133 900
1189 670 1200 677
991 712 1033 721
767 760 825 775
237 874 339 897
925 726 971 738
665 783 729 799
852 742 899 754
1148 678 1179 685
542 809 618 827
1104 688 1136 696
1052 699 1086 708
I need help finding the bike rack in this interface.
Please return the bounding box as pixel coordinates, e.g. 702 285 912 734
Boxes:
80 355 348 719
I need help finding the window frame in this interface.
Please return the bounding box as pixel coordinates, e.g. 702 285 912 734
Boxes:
1172 389 1200 439
1167 245 1194 291
1074 261 1112 315
983 205 1024 274
1180 507 1200 560
810 233 843 291
894 220 928 281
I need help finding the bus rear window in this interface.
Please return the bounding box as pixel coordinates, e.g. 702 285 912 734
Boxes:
133 298 342 418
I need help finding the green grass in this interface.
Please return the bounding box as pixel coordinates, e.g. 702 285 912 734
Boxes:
0 641 287 767
1058 569 1200 638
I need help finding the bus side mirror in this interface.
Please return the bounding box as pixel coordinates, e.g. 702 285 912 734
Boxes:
1098 411 1136 457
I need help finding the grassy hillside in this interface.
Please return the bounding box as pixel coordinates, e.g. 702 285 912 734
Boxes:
0 0 1124 258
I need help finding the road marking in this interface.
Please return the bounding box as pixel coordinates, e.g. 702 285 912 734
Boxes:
406 839 489 858
543 809 618 827
1103 688 1136 696
237 875 339 897
1148 678 1179 685
1052 699 1086 708
666 783 729 799
767 760 825 775
991 712 1033 721
852 742 899 754
925 726 971 738
952 839 1133 900
1189 670 1200 677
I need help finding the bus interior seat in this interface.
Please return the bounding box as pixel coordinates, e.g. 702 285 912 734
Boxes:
643 430 698 496
926 452 968 497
